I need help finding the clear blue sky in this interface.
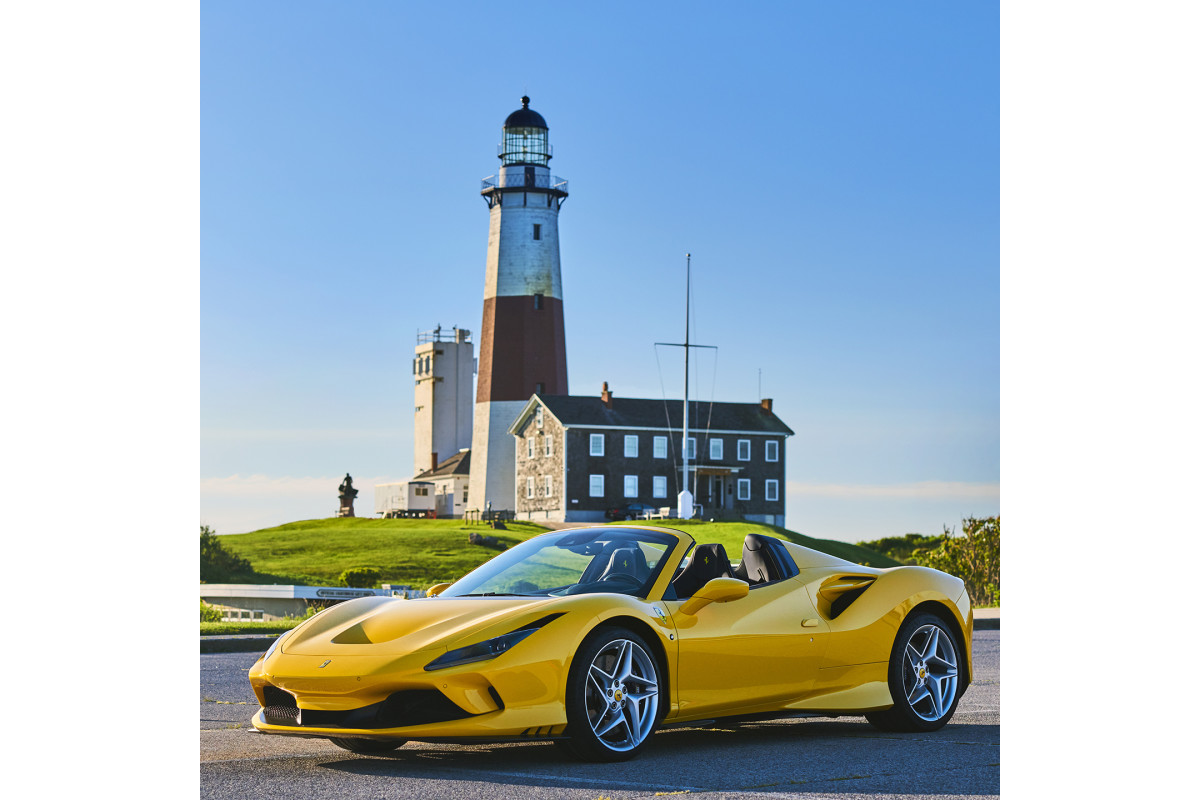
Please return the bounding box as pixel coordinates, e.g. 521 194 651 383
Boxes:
201 1 999 541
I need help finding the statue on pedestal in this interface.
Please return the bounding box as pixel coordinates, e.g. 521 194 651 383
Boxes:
338 473 358 517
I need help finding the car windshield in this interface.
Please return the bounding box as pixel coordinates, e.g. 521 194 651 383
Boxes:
440 528 679 599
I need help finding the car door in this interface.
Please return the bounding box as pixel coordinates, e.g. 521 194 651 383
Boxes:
666 576 830 720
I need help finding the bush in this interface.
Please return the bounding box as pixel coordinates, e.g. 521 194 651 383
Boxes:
200 525 254 582
339 567 381 588
913 516 1000 608
200 600 223 622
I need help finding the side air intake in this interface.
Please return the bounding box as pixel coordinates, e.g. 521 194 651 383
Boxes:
816 575 877 620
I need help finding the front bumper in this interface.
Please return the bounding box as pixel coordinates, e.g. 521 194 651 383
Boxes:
248 642 572 742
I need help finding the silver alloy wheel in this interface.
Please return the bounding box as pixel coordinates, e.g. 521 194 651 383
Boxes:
901 623 959 722
584 638 659 752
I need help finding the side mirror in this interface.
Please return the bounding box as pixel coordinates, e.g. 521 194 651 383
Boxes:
426 582 453 597
678 577 749 616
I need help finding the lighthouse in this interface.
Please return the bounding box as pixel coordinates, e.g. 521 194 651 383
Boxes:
469 96 570 511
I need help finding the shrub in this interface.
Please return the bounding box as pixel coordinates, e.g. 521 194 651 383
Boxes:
200 600 223 622
200 525 254 582
339 567 381 588
913 516 1000 608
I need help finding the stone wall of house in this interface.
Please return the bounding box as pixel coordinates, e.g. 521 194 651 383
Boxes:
513 401 566 519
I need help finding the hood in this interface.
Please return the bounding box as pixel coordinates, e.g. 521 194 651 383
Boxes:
281 594 559 657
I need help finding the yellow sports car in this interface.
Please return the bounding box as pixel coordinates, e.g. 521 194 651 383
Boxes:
249 525 972 761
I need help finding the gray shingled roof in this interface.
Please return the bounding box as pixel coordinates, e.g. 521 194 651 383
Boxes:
536 395 793 435
413 449 472 480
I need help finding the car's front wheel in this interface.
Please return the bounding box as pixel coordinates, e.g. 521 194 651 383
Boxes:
866 612 962 732
561 627 661 762
328 737 407 755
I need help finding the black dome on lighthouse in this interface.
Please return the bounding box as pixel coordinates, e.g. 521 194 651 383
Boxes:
504 95 547 129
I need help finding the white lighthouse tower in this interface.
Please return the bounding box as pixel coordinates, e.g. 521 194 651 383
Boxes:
469 96 570 511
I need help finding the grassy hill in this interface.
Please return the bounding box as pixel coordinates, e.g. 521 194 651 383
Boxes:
624 519 900 569
216 517 899 589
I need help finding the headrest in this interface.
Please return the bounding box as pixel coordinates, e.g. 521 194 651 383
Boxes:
605 547 648 579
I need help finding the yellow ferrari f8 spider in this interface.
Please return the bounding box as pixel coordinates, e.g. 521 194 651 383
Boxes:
249 525 973 761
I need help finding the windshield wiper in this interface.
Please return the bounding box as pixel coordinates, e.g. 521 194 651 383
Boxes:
458 592 534 597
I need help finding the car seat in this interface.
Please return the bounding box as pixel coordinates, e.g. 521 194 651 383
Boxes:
732 534 784 585
671 543 733 598
599 546 650 583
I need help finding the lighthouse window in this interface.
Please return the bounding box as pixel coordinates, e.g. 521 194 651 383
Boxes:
533 224 541 240
534 294 544 310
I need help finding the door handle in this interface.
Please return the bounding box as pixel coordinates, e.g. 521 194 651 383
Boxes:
801 618 819 628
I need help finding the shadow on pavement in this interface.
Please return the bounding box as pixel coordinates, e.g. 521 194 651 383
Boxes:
315 719 1000 796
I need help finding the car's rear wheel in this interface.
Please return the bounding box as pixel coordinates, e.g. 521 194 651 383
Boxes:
561 627 660 762
328 737 407 755
866 612 962 732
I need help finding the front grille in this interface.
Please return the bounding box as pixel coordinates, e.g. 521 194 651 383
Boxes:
259 687 474 730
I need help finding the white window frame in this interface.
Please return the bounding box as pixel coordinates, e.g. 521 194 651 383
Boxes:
765 479 778 501
535 405 543 428
624 475 638 499
737 478 751 501
652 475 667 499
544 435 553 457
590 434 604 456
737 439 751 461
653 435 667 458
624 434 638 458
685 437 696 460
589 474 604 497
710 438 723 460
545 475 553 497
526 476 534 499
766 439 779 462
527 437 535 458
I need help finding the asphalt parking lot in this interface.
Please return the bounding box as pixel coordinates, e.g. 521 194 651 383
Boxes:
200 629 998 799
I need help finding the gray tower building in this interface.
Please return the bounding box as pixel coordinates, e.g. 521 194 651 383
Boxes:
413 326 474 477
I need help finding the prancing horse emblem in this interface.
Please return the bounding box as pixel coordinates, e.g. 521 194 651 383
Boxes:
319 659 332 668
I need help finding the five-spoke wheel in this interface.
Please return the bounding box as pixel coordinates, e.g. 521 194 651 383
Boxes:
562 627 660 761
867 612 962 732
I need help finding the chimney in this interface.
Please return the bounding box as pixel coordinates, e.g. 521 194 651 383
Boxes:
430 452 438 472
760 398 773 413
601 381 613 409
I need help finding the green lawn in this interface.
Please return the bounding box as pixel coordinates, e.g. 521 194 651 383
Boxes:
611 519 900 568
214 517 898 590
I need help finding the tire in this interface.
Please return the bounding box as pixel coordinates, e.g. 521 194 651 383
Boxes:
866 612 962 732
328 737 407 755
561 627 661 762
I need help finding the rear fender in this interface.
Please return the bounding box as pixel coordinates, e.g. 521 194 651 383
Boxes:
808 566 969 670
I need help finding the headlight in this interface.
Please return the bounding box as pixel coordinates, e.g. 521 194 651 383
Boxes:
424 628 538 671
263 630 291 662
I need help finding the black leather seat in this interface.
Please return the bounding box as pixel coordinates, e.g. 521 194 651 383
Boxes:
599 547 649 583
578 541 622 584
732 534 785 585
672 543 733 598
